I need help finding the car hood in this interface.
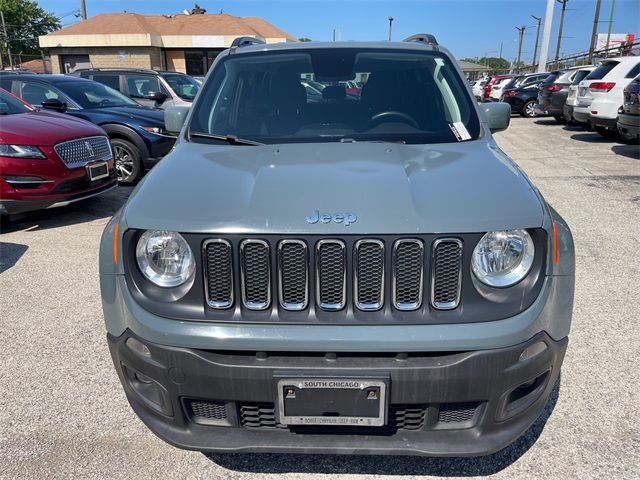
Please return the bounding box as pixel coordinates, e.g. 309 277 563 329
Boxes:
124 140 544 234
90 106 165 126
0 110 105 145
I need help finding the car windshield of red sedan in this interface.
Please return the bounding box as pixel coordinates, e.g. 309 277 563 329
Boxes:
0 89 32 114
60 80 140 109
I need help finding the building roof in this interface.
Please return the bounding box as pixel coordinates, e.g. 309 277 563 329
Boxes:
44 12 296 40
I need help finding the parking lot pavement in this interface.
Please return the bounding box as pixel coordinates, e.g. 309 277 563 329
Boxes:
1 117 638 480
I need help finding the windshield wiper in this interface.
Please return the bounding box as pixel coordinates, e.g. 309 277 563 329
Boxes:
190 132 264 146
340 138 406 144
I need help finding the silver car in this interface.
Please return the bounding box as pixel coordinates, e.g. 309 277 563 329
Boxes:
99 34 574 456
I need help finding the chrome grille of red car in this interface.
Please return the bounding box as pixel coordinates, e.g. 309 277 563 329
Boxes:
54 136 112 168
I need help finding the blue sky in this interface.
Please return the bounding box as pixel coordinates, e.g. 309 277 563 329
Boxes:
40 0 639 61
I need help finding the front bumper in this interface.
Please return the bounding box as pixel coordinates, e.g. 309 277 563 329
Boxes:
0 176 116 215
108 330 567 456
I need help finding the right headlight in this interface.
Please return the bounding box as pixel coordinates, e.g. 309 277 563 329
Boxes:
135 230 195 287
471 229 534 288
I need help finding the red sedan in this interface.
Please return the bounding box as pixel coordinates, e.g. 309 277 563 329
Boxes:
0 88 116 216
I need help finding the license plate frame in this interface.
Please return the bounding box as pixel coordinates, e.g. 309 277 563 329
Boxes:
87 161 109 181
276 378 387 427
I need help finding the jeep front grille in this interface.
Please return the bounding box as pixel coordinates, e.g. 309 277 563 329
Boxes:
203 237 464 313
54 136 112 168
392 239 424 310
240 240 271 310
431 239 463 310
278 240 309 310
204 239 233 309
316 240 347 311
354 240 384 310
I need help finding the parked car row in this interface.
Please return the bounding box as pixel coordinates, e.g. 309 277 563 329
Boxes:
470 56 639 143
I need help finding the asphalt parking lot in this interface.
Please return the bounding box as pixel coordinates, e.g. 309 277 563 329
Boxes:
1 117 639 479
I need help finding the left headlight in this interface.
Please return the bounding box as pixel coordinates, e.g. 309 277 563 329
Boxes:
135 230 195 287
471 229 534 288
0 144 46 159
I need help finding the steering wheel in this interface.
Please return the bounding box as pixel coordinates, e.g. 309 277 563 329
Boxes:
369 111 419 129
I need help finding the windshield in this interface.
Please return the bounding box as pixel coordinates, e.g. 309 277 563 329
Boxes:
162 73 200 100
0 88 32 114
190 48 480 144
571 70 592 85
60 80 139 109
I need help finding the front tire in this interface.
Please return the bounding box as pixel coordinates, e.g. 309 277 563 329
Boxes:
521 100 537 118
111 138 142 184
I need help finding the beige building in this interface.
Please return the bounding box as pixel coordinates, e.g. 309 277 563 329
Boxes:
39 12 297 75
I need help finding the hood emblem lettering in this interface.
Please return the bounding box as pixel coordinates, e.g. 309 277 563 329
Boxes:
306 210 357 226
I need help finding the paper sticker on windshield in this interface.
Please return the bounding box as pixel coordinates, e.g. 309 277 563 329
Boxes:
449 122 472 141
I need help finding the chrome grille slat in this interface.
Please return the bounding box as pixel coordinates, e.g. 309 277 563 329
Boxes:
203 239 234 309
278 240 309 310
316 240 346 310
431 239 463 310
240 239 271 310
392 239 424 310
54 136 112 168
354 239 384 311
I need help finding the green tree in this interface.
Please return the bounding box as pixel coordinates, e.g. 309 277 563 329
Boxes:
475 57 511 73
0 0 59 59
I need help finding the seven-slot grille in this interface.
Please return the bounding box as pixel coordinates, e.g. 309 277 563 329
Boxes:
54 136 112 168
204 238 463 313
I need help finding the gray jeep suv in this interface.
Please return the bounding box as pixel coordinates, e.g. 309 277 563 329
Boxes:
99 35 575 456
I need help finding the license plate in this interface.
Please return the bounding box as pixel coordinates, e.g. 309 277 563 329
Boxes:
277 378 387 427
87 161 109 181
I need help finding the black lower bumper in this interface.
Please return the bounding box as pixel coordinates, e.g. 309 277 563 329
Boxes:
107 331 567 456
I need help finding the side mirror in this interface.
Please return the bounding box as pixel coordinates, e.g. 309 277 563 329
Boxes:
146 91 168 104
41 98 67 113
479 102 511 133
164 106 190 133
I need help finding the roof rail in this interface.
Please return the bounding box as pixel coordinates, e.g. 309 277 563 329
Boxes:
403 33 439 46
230 36 266 48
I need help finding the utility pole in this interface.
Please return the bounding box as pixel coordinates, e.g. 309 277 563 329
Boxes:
0 10 12 69
604 0 616 56
387 16 394 41
499 41 503 59
81 0 87 20
332 28 336 41
537 0 555 73
588 0 602 63
554 0 569 69
531 15 542 68
516 26 526 72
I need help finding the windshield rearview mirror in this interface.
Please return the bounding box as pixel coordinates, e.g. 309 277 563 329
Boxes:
165 106 190 133
479 102 511 133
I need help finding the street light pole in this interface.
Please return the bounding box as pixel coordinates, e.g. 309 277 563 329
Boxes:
387 16 394 41
588 0 602 63
81 0 87 20
554 0 569 69
516 25 526 72
604 0 616 56
0 10 12 69
531 15 542 68
537 0 555 72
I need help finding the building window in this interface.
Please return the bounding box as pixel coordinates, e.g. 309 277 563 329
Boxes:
183 49 221 76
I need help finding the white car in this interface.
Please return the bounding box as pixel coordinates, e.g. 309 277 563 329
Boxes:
489 76 515 101
574 57 640 137
471 79 487 100
563 66 596 123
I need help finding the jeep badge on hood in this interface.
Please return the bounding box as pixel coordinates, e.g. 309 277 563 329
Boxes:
306 210 358 226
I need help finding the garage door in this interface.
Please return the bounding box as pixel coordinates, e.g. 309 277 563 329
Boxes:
61 55 91 73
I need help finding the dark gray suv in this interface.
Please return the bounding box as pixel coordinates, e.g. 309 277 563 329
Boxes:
99 34 574 456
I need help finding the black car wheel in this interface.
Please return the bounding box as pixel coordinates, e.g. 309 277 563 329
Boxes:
521 100 537 118
111 138 141 184
553 115 566 124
